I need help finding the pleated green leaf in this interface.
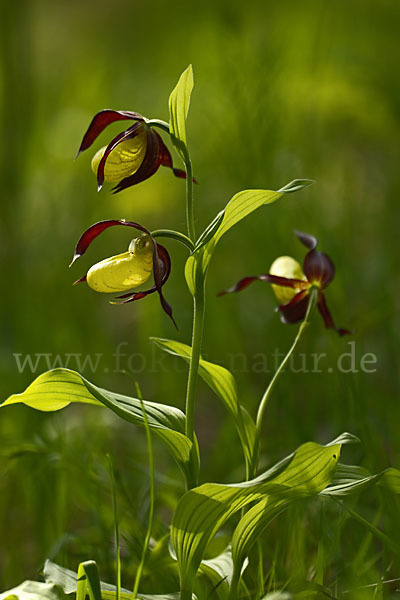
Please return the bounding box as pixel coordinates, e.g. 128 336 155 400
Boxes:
321 463 400 496
151 337 258 472
184 180 313 294
171 435 350 591
44 560 185 600
2 368 198 486
168 64 194 161
0 581 65 600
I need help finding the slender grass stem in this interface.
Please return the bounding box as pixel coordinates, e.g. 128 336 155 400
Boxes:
256 288 318 437
132 392 155 599
184 273 205 449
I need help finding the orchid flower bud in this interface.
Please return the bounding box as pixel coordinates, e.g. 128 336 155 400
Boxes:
269 256 306 303
91 127 148 183
86 233 153 293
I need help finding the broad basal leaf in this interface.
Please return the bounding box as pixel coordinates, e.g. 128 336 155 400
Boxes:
2 368 198 486
171 434 352 592
44 560 184 600
168 65 194 162
0 581 65 600
151 338 258 472
185 180 313 294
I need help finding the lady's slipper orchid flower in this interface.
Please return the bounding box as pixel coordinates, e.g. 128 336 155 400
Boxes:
77 109 187 192
70 219 176 327
219 230 350 336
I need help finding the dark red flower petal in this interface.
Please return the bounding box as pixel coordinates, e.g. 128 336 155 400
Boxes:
111 128 161 193
294 230 318 250
277 290 310 324
303 249 335 288
69 219 150 266
317 292 351 337
77 109 145 156
156 133 196 182
218 274 309 297
96 122 143 191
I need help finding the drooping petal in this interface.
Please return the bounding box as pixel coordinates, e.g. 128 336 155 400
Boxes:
156 132 190 181
218 273 308 297
94 122 147 190
277 290 310 324
317 292 351 337
303 249 335 289
70 219 150 266
77 109 145 156
111 128 161 193
294 230 318 250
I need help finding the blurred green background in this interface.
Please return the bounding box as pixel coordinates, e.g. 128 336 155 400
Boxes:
1 0 400 594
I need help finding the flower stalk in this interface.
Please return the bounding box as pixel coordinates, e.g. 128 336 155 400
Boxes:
256 287 318 437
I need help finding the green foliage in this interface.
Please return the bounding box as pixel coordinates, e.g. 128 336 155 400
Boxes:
2 368 199 486
185 181 313 294
168 65 194 162
170 436 347 592
151 337 258 474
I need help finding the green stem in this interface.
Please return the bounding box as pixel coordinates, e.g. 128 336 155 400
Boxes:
256 288 318 437
185 272 205 447
185 156 195 242
151 228 194 252
146 118 170 134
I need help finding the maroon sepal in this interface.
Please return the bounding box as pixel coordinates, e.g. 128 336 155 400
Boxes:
76 109 145 156
218 274 309 297
69 219 149 266
96 122 144 190
157 133 198 183
277 290 310 324
295 230 318 250
317 292 351 337
303 250 335 289
73 274 87 285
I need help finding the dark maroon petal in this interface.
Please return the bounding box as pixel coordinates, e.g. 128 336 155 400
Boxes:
70 219 150 266
111 129 161 193
73 274 87 285
317 292 351 337
303 249 335 288
76 109 145 156
114 243 176 328
156 133 198 183
294 230 318 250
218 274 309 297
96 122 143 191
277 290 310 324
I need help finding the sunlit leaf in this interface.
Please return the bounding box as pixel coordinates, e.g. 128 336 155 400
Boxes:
168 64 194 162
151 337 258 472
321 463 400 497
171 435 349 592
2 368 198 486
0 581 65 600
44 560 185 600
184 180 313 294
76 561 102 600
192 210 225 254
